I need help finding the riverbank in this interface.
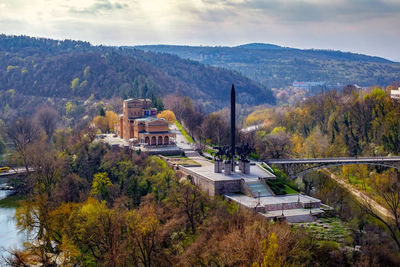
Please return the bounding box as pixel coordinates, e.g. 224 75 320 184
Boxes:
0 194 25 208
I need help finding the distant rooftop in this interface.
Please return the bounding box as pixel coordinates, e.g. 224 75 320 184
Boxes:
124 98 151 102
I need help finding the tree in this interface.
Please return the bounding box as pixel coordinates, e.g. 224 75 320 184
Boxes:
200 113 229 145
169 182 207 233
360 171 400 251
157 110 176 124
34 105 58 140
184 110 204 140
69 199 128 266
91 172 112 200
105 110 118 132
126 205 160 267
303 127 329 158
92 116 108 133
262 128 292 159
6 117 40 172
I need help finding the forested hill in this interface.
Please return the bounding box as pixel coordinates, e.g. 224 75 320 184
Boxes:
134 43 400 89
0 35 274 111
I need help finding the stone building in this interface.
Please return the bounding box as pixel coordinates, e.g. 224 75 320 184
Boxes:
116 98 175 146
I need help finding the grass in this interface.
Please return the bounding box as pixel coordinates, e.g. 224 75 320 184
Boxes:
167 156 201 166
295 217 352 246
203 148 216 155
0 194 26 208
346 175 373 192
265 178 298 195
260 164 299 195
175 120 195 144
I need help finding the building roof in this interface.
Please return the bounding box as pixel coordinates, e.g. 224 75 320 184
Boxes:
135 117 166 122
124 98 151 103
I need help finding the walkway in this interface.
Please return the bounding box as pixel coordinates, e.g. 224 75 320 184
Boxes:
322 170 394 220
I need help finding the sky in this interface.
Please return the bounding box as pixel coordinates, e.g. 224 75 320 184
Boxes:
0 0 399 61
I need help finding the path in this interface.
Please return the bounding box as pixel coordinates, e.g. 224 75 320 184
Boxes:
323 170 394 220
171 123 213 166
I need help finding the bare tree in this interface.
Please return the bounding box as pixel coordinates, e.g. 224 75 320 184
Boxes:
200 113 229 145
360 171 400 250
34 105 58 140
6 117 40 172
263 132 292 159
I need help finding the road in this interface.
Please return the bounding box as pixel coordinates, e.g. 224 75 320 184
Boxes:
323 170 394 220
170 124 193 150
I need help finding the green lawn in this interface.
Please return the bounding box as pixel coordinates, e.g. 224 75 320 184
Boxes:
175 120 195 144
261 164 299 195
203 148 216 155
265 178 298 195
167 156 200 166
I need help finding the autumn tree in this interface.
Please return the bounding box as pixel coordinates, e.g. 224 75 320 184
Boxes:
157 109 176 124
91 110 118 133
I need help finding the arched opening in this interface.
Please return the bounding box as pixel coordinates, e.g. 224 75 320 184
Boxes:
151 136 156 145
145 136 150 145
164 136 169 145
158 136 163 145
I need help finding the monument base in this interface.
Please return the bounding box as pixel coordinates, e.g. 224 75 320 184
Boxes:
239 160 251 174
214 160 223 173
224 160 232 175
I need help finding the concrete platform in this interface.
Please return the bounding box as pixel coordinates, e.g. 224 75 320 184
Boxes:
225 193 321 207
184 164 275 182
225 193 324 222
100 134 182 155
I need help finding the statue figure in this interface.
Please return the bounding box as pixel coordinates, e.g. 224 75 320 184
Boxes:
212 146 226 161
237 142 254 161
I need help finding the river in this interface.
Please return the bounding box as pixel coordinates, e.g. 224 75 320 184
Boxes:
0 177 26 260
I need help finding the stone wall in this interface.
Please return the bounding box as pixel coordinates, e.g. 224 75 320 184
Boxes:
179 166 241 197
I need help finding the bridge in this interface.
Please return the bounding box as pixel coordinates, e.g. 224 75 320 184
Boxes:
265 156 400 178
0 168 30 179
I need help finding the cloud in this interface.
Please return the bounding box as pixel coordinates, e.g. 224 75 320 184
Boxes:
197 0 400 23
69 0 129 15
0 0 399 60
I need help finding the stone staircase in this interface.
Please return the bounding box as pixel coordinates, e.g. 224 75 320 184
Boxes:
246 180 273 197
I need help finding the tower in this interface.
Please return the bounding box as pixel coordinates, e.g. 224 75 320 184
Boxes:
231 84 236 168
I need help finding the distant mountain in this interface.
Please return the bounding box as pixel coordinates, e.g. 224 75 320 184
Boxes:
134 44 400 89
235 43 286 50
0 35 274 113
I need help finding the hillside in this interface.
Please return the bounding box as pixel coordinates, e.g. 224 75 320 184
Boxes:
0 35 274 114
134 44 400 89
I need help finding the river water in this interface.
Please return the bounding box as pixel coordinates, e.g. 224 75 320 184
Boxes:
0 178 26 260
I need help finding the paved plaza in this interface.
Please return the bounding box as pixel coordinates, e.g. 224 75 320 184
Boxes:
184 164 275 182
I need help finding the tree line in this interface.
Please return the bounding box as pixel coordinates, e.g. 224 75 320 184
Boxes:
0 108 368 266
